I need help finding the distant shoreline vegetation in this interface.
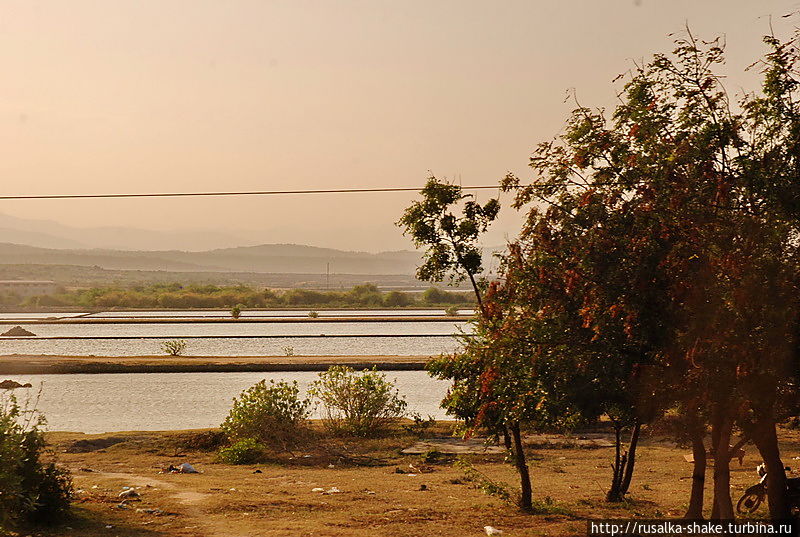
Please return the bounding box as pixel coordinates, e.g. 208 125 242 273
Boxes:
1 283 475 310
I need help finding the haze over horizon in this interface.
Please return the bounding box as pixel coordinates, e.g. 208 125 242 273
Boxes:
1 0 797 252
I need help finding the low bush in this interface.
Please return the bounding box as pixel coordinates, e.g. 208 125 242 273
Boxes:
218 438 265 465
444 305 460 316
421 286 473 305
309 366 407 437
0 392 72 531
162 339 187 356
383 290 413 307
7 282 480 309
221 380 311 451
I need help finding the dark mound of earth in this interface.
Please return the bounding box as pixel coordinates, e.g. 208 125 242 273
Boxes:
66 437 130 453
0 379 33 389
1 326 36 337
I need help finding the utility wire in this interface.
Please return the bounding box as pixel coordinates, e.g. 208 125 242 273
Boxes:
0 185 501 200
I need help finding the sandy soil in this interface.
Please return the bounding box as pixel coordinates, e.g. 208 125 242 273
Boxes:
0 355 430 374
22 425 800 537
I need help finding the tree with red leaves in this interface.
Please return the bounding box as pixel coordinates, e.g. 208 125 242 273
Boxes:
498 28 800 517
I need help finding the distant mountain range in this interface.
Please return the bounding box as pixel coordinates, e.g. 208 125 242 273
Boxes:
0 242 423 275
0 212 260 251
0 212 423 275
0 212 504 278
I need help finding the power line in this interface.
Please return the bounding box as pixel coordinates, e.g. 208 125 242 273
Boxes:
0 185 501 201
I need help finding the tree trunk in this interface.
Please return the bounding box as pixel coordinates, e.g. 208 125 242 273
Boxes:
466 270 486 318
502 426 512 451
685 431 707 519
510 422 533 511
712 415 734 520
606 421 641 502
710 412 722 520
619 421 641 496
607 423 625 502
753 419 791 521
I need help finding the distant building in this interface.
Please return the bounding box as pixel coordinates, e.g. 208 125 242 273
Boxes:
0 280 59 297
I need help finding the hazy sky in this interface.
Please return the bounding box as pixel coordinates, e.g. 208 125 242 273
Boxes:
0 0 797 252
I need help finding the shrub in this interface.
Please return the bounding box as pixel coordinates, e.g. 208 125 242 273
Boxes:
444 305 460 316
384 291 413 307
421 287 473 305
345 284 383 306
162 340 187 356
308 310 319 318
218 438 264 465
0 392 72 531
309 366 407 437
221 380 311 451
230 304 244 319
283 289 335 306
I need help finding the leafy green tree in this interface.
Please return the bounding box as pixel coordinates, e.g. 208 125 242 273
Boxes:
400 177 550 507
398 176 499 315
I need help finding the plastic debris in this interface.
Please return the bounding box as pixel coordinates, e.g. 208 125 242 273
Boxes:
180 462 199 473
162 462 201 474
484 526 504 536
118 488 139 499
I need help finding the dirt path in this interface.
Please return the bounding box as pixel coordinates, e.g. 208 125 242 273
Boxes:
84 470 241 537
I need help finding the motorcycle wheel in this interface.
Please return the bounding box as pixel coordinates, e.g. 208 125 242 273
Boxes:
736 490 764 514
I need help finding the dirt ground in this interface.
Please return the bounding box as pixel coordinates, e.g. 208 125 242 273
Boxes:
16 425 800 537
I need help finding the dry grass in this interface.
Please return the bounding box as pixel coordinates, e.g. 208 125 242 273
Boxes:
17 425 800 537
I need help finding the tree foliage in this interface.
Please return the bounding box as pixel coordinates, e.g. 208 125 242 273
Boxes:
398 176 499 313
417 26 800 517
491 28 800 513
0 392 72 531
